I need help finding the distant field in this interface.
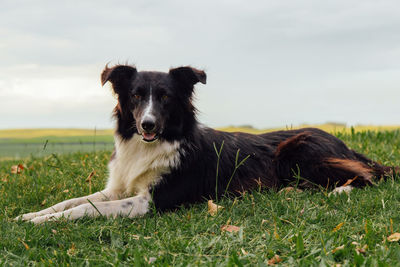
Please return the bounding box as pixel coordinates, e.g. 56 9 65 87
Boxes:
1 125 400 159
2 124 400 139
0 129 114 160
0 142 115 160
219 124 400 134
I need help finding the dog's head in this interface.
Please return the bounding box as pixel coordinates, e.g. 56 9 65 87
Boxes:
101 64 206 142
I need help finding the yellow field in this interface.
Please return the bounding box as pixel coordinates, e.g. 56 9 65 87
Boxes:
0 128 114 139
218 123 400 134
1 124 400 139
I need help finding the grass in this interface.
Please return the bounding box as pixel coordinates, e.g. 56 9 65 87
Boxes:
2 130 400 265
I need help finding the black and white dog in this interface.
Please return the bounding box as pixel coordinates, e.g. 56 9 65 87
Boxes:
18 64 397 224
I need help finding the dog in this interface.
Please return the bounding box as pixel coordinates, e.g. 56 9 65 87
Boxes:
17 64 398 224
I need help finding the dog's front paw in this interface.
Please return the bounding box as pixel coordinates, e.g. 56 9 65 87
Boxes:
30 214 59 224
15 212 40 221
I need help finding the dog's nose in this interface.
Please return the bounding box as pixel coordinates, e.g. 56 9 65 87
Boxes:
141 120 156 132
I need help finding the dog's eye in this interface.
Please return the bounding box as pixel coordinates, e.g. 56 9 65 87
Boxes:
133 94 142 100
162 95 169 101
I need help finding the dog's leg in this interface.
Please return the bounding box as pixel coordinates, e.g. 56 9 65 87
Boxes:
16 189 119 221
29 194 151 224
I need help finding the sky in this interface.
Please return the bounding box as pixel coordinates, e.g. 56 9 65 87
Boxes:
1 0 400 129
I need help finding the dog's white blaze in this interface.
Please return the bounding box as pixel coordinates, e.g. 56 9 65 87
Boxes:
141 86 155 123
107 134 181 196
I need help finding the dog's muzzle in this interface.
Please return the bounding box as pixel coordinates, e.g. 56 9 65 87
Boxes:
141 119 159 142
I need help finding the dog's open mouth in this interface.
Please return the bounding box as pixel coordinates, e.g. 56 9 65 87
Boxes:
142 132 159 142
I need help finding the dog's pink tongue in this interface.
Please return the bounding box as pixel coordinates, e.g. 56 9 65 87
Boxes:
142 133 156 141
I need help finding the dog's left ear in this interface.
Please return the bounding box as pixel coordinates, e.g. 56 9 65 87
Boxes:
101 65 137 94
169 66 207 85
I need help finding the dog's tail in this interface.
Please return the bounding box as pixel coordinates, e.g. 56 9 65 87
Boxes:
324 152 400 186
274 131 399 188
356 151 400 180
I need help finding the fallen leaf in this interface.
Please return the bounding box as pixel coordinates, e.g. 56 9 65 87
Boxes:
63 189 69 193
85 170 95 182
388 233 400 242
356 244 368 254
148 257 157 264
11 164 24 174
2 175 9 182
221 225 240 233
21 241 29 250
342 176 358 187
41 199 47 206
131 234 151 240
333 222 344 232
268 254 282 265
67 243 76 256
51 229 57 234
332 245 345 253
208 200 224 216
241 248 248 255
300 208 305 215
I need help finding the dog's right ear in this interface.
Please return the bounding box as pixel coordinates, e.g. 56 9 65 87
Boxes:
169 66 207 86
101 65 137 94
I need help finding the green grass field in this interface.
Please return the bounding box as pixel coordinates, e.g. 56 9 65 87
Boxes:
0 129 114 160
2 130 400 265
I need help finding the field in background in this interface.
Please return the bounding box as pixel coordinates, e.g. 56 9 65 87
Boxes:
0 129 114 160
1 124 400 159
2 124 400 139
219 123 400 134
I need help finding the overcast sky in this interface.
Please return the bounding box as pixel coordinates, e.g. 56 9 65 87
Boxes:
1 0 400 129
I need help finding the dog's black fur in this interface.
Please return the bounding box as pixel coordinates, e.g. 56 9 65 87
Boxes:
102 65 396 211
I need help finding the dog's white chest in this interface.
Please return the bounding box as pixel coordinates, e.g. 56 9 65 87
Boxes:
107 134 181 196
